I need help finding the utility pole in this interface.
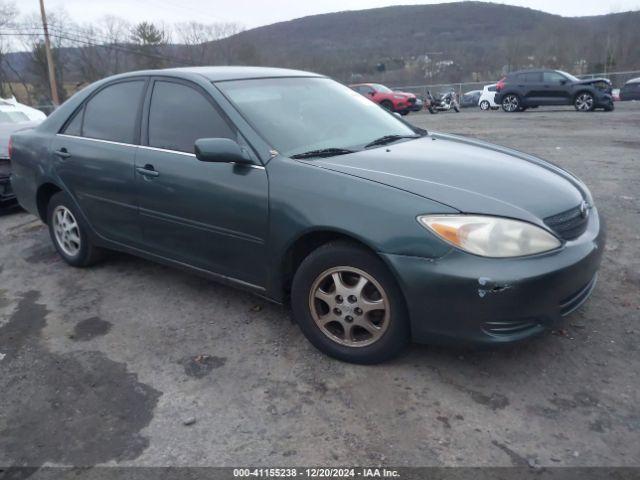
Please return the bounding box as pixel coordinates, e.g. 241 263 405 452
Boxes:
38 0 59 105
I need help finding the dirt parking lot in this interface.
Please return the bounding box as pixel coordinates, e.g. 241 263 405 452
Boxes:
1 103 639 469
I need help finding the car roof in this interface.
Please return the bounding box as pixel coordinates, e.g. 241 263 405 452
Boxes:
625 77 640 84
114 66 324 82
509 69 547 75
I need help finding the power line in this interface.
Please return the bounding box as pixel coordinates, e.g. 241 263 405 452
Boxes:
0 27 191 66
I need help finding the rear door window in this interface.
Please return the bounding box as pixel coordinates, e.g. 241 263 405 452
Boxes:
518 72 542 83
147 80 235 154
82 80 145 144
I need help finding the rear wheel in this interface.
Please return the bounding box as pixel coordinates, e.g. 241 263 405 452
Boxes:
47 192 104 267
479 100 490 110
501 94 520 112
291 241 410 364
574 92 595 112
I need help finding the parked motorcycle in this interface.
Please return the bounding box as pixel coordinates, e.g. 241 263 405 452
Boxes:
425 90 460 114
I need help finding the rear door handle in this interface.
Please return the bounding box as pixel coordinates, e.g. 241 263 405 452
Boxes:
54 148 71 159
136 165 159 178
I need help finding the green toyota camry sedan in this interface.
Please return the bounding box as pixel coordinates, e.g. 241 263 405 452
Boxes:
8 67 604 363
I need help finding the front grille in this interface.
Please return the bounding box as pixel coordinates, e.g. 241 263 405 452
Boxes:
544 204 589 240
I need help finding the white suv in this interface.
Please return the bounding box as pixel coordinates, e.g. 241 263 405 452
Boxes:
478 84 499 110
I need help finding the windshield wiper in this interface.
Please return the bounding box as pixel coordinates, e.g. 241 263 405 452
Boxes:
290 148 356 159
364 134 421 149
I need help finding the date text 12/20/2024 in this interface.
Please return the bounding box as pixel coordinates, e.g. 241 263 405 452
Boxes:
233 468 401 478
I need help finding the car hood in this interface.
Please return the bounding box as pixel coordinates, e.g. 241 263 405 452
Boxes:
575 77 611 86
302 133 587 226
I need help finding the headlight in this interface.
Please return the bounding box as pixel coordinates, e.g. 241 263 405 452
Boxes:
417 215 561 258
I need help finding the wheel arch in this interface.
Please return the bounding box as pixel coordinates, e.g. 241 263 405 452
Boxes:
573 89 594 102
279 228 396 299
36 182 63 223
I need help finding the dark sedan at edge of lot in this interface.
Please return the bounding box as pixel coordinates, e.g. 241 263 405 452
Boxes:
495 69 614 112
620 76 640 101
9 66 604 364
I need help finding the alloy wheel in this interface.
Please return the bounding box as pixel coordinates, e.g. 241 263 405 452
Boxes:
575 93 594 111
480 101 490 110
309 266 390 347
503 95 519 112
53 205 81 257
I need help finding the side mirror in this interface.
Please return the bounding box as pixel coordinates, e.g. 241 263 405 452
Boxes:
194 138 252 165
560 80 567 85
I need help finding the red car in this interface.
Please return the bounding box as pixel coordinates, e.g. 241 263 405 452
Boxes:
349 83 422 115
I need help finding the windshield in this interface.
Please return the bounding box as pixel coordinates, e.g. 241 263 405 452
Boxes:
217 77 416 157
556 70 581 82
371 83 392 93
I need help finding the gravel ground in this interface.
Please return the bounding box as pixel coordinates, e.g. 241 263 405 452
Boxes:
0 102 639 469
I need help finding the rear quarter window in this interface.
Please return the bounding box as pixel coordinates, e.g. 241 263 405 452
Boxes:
63 109 82 136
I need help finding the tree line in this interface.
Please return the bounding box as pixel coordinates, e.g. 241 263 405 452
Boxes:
0 1 247 105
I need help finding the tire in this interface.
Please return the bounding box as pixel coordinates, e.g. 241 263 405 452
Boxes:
453 105 460 112
574 92 595 112
291 241 410 364
428 107 438 114
47 191 104 267
603 102 614 112
400 110 409 116
479 100 490 111
501 94 520 112
380 100 394 112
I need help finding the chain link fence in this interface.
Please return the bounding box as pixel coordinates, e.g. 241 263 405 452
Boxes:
393 70 640 99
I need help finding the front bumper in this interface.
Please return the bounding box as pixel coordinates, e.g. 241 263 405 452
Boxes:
382 209 605 345
410 99 424 111
594 93 613 108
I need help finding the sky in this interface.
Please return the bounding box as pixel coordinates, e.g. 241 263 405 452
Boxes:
25 0 640 29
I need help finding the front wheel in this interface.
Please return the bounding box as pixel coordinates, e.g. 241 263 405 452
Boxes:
428 107 438 114
479 100 490 110
47 191 104 267
291 242 410 364
380 100 394 112
574 92 595 112
501 94 520 112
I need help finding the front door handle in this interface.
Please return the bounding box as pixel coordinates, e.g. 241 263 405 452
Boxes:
136 164 159 178
54 148 71 159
